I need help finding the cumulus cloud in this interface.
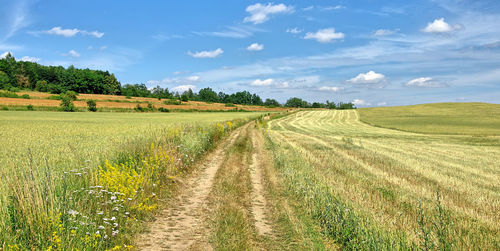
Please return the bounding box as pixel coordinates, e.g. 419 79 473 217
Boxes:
423 18 462 33
247 43 264 51
188 48 223 58
250 78 289 88
348 71 385 84
243 3 294 24
0 51 11 58
20 56 40 62
63 50 80 58
40 27 104 38
405 77 446 88
373 29 398 36
377 102 387 106
318 86 343 92
304 28 344 43
251 78 274 86
45 27 79 37
186 75 200 81
352 99 371 106
286 27 303 34
171 85 196 92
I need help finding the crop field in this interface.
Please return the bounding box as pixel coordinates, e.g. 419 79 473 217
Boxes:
0 91 285 112
266 109 500 249
0 111 265 250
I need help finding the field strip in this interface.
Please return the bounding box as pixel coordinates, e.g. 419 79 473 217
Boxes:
136 123 248 250
249 129 273 236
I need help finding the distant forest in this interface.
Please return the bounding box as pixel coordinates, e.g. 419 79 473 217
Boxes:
0 53 355 109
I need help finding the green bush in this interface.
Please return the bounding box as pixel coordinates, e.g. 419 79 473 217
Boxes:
163 99 181 105
86 99 97 112
225 103 236 107
27 105 34 111
20 94 30 99
0 91 19 98
59 91 77 112
158 107 170 112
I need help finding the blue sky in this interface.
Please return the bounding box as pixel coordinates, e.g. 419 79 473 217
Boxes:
1 0 499 106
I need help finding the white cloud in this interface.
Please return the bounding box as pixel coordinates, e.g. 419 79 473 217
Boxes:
247 43 264 51
250 78 289 88
41 27 104 38
1 0 31 40
99 46 107 51
186 75 200 82
286 27 303 34
373 29 398 36
63 50 80 58
20 56 40 62
171 85 196 92
377 102 387 106
243 3 294 24
304 28 344 43
251 78 274 86
405 77 446 88
303 5 343 11
352 99 371 106
44 27 79 37
318 86 343 92
348 71 385 84
81 30 104 38
188 48 223 58
423 18 462 33
0 51 11 58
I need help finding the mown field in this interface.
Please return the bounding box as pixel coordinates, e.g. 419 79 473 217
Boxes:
0 111 266 250
266 109 500 250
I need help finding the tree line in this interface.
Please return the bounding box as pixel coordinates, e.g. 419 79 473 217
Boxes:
0 53 355 109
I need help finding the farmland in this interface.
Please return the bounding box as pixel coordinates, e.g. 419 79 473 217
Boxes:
0 91 286 112
0 111 266 250
266 109 500 249
1 103 499 250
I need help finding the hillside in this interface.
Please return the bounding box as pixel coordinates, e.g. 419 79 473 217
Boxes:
0 90 286 112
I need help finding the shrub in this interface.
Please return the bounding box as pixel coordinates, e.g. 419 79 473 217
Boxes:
59 91 77 112
163 99 181 105
147 102 155 111
1 106 8 111
134 104 145 112
27 104 34 111
0 91 19 98
225 103 236 107
125 96 132 99
86 99 97 112
20 94 30 99
158 107 169 112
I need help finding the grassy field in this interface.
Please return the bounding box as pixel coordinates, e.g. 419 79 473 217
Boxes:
0 111 265 250
266 110 500 250
358 102 500 135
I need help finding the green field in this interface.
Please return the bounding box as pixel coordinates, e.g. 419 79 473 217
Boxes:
267 110 500 249
358 102 500 135
0 111 265 250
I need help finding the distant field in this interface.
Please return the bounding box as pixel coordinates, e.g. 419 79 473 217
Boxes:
0 91 285 112
358 102 500 135
267 110 500 249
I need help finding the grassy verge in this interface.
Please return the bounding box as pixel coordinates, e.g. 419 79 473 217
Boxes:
264 131 417 250
210 126 255 250
0 114 262 250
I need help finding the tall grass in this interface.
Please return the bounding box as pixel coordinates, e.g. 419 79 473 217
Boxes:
0 111 263 250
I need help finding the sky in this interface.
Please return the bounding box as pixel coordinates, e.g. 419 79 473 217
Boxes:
1 0 499 106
